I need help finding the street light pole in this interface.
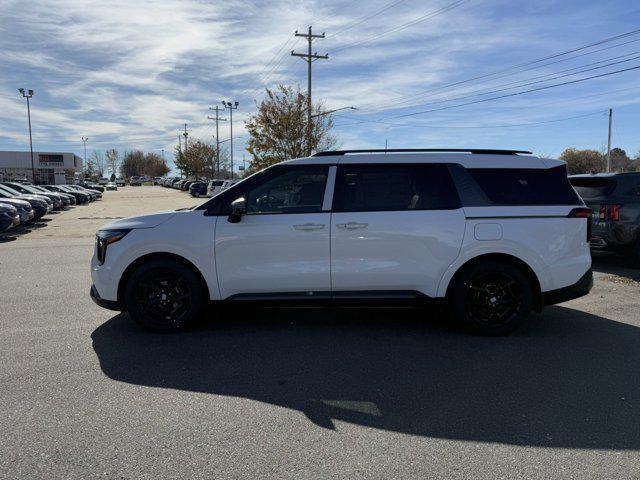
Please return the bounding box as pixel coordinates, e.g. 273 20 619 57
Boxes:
222 101 238 179
18 88 36 183
81 137 88 179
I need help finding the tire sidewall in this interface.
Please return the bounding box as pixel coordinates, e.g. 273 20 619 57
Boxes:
124 259 205 332
450 261 533 336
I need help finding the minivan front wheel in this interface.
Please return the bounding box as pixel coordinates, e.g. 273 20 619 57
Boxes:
450 261 532 335
124 259 205 332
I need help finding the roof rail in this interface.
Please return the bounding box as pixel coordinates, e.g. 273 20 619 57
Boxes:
312 148 532 157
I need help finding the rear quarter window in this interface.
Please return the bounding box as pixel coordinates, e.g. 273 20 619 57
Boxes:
468 165 581 206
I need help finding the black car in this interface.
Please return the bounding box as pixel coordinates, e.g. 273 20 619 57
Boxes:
77 181 105 193
42 185 90 204
570 172 640 266
189 181 207 197
0 187 49 219
2 182 65 209
30 185 76 205
0 203 20 232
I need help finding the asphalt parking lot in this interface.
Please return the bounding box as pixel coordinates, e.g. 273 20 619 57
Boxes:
1 186 640 479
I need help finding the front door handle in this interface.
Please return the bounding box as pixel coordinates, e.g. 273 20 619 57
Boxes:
293 223 325 231
336 222 369 229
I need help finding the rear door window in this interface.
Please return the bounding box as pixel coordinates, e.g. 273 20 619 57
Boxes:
333 164 461 212
468 166 581 205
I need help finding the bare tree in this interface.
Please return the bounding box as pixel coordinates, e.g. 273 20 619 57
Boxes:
105 149 120 177
90 151 106 177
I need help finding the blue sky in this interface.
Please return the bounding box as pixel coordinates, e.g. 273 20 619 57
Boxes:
1 0 639 175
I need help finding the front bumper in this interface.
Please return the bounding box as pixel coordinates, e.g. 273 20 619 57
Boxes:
90 285 122 311
543 268 593 306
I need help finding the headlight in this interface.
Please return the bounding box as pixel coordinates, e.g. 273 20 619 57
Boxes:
95 229 131 265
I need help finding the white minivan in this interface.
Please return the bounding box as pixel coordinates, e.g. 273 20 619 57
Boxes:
90 149 593 335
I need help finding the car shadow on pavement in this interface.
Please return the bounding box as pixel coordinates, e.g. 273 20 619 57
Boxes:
92 305 640 449
592 253 640 283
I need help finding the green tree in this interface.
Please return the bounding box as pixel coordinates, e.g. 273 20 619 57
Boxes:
559 148 604 174
119 150 170 178
245 85 337 172
608 147 635 172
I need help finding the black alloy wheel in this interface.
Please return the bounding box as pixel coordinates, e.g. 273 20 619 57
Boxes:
450 261 532 335
125 259 205 332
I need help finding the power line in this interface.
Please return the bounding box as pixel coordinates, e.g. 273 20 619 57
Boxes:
332 0 471 53
386 51 640 112
325 0 409 39
390 64 640 118
366 28 640 107
334 109 607 129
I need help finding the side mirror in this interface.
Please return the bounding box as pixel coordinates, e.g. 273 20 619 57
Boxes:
228 197 246 223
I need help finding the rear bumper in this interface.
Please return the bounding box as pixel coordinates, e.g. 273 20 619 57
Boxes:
90 284 123 311
543 268 593 306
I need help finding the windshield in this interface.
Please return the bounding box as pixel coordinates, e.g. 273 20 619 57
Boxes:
0 184 24 196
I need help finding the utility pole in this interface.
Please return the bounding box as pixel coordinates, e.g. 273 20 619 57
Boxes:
606 108 613 172
222 101 239 179
178 135 183 177
18 88 36 183
81 137 88 178
183 123 189 151
208 106 227 177
292 26 328 156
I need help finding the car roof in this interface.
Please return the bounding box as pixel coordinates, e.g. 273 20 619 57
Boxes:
282 152 562 169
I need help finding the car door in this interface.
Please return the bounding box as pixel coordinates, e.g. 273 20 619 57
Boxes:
215 164 333 299
330 163 466 298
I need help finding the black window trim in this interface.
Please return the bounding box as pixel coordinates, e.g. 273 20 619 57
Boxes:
201 164 331 217
331 163 463 213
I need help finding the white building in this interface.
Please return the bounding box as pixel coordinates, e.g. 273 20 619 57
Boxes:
0 151 83 184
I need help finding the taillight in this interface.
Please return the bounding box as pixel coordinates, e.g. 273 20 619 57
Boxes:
567 208 593 242
599 204 621 221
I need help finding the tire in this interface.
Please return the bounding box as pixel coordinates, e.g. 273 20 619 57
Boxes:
449 260 533 336
124 259 205 332
194 192 200 198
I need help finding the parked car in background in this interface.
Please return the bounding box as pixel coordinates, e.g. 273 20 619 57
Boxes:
77 181 105 193
189 181 208 197
42 185 90 204
90 148 592 335
98 178 109 185
29 185 76 205
67 184 101 200
154 177 162 185
0 186 50 219
129 176 142 186
570 172 640 266
2 182 65 209
181 180 195 191
0 203 21 233
206 180 225 197
0 184 53 211
115 177 125 187
105 182 118 191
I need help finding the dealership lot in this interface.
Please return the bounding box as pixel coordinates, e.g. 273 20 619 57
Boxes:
1 186 640 479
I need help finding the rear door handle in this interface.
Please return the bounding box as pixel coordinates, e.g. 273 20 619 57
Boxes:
336 222 369 229
293 223 325 231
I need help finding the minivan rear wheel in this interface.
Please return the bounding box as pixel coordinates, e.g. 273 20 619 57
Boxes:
450 261 532 335
124 259 205 332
